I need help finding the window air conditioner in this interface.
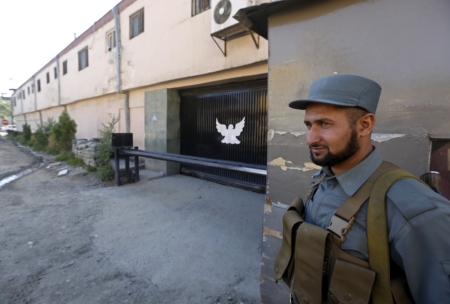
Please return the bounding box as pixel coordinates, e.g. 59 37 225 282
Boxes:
211 0 252 35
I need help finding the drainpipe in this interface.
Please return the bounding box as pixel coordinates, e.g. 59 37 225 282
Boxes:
33 76 37 112
20 89 24 121
56 55 61 106
124 92 130 133
113 6 121 93
112 5 130 133
10 97 14 125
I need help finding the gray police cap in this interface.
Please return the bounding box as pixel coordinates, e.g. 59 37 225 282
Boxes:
289 74 382 113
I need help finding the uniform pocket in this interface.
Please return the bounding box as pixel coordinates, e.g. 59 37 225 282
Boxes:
328 259 375 304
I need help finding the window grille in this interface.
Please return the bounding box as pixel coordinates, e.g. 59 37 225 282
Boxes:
192 0 210 16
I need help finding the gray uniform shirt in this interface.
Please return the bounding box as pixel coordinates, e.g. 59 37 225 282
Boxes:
304 148 450 303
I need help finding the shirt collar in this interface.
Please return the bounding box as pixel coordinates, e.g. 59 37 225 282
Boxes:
332 147 383 197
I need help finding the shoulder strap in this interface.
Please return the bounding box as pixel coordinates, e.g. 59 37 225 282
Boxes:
327 161 398 242
335 161 398 220
367 169 427 304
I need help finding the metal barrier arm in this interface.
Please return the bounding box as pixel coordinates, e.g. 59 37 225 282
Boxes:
115 147 267 186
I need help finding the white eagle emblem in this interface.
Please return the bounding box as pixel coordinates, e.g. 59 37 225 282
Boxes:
216 117 245 144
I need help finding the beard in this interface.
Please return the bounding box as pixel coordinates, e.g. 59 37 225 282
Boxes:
309 127 359 167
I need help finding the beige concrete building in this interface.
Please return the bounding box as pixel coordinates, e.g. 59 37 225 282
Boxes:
12 0 269 169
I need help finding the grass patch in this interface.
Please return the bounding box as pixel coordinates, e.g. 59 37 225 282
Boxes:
86 165 96 172
55 151 85 167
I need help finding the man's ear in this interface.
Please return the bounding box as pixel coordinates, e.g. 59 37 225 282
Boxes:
358 113 376 136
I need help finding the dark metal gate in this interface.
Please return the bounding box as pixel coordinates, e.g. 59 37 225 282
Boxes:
180 80 268 192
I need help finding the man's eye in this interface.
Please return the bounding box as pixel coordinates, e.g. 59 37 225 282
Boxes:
321 122 329 127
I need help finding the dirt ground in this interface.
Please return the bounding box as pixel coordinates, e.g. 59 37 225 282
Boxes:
0 137 265 304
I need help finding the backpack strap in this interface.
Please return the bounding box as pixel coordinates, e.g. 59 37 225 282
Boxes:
367 169 428 304
327 161 398 243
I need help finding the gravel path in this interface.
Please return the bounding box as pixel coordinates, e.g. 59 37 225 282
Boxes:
0 138 264 304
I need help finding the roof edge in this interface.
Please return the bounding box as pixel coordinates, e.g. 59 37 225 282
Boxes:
234 0 308 39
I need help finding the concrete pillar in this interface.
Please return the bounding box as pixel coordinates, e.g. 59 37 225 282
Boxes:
144 89 180 175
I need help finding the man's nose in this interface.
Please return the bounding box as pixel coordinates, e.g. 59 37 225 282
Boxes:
306 126 320 146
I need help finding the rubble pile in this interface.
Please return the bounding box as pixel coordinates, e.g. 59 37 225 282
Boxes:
72 138 100 167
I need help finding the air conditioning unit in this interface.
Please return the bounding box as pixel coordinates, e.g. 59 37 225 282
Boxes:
211 0 252 35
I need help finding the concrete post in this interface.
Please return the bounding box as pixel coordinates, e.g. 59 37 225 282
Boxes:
144 89 180 176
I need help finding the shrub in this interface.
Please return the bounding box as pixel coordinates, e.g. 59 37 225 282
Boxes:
46 135 59 155
17 135 27 146
28 134 36 147
96 115 119 181
52 110 77 152
34 118 56 150
7 131 19 139
22 123 32 141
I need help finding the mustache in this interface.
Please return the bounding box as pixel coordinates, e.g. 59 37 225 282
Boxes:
309 143 328 149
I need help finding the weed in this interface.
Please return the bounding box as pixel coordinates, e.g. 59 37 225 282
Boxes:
34 118 56 149
86 165 96 172
55 151 85 167
96 115 119 181
55 151 72 162
22 124 32 141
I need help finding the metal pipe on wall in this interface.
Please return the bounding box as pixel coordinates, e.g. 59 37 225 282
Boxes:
124 92 130 133
32 76 37 111
112 6 121 93
56 55 61 106
112 5 130 133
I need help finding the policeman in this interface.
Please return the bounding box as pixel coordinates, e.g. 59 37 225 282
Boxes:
282 75 450 303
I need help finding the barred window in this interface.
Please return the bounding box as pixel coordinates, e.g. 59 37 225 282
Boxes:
54 67 58 79
129 8 144 39
78 47 89 71
46 72 50 83
192 0 210 16
37 79 41 92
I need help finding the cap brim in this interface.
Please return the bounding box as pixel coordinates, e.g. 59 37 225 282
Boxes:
289 99 357 110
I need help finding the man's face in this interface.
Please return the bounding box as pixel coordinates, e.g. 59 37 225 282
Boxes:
304 103 359 167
